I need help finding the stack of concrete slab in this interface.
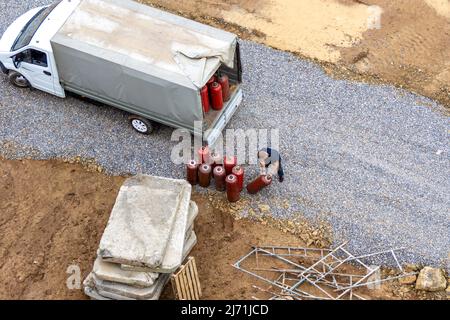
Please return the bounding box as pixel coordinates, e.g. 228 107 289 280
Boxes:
83 175 198 300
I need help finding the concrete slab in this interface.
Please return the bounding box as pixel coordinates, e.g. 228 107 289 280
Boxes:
97 275 171 300
98 175 191 268
185 223 194 242
96 288 135 300
83 232 197 300
84 284 111 300
83 272 111 300
118 200 197 274
184 201 197 242
121 231 197 273
83 270 95 288
187 201 198 227
93 257 159 287
92 273 170 300
145 197 195 272
183 230 197 259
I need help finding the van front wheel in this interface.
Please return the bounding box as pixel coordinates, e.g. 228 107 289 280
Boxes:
8 71 30 88
129 116 154 135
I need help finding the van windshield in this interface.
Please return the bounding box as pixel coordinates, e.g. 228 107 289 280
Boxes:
11 1 60 51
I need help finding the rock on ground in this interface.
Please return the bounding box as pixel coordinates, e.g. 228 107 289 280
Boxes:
398 275 417 285
415 267 447 291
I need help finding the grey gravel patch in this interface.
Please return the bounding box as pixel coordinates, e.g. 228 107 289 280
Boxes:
1 1 449 269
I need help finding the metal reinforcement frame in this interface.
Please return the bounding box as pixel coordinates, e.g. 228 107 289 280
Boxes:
233 243 417 300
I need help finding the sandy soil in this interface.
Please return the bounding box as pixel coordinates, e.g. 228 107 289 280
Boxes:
140 0 450 108
0 159 446 300
425 0 450 19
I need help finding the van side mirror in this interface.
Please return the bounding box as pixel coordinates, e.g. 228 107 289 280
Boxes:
11 54 22 69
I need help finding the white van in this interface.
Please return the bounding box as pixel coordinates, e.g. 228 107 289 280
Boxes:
0 0 243 145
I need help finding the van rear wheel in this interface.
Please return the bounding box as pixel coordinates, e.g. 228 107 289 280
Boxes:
129 116 154 135
8 71 30 88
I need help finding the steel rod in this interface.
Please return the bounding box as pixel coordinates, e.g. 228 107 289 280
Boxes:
335 266 380 299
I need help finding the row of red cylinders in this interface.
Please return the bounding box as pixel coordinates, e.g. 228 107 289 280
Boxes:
187 148 273 201
187 159 271 195
186 157 242 185
186 154 244 203
200 74 231 113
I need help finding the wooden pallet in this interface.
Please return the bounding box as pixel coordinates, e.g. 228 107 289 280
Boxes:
171 256 202 300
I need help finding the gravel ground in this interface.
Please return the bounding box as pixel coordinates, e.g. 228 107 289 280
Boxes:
1 1 449 268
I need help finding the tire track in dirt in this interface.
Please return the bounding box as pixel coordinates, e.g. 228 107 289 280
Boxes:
337 0 450 108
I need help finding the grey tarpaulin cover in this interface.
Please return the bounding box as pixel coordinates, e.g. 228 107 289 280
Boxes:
50 0 237 128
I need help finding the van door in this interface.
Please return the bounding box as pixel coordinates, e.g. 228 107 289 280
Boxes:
14 48 54 94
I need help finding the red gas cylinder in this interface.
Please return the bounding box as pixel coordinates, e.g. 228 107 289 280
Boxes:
232 165 244 191
207 75 217 88
246 174 272 194
186 160 198 185
226 174 240 202
210 82 224 111
209 151 222 168
218 74 231 102
213 165 226 191
198 163 212 187
223 156 237 175
197 146 210 164
200 85 210 113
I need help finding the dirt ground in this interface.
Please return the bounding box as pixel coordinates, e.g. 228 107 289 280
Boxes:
0 158 123 299
0 158 446 300
139 0 450 108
